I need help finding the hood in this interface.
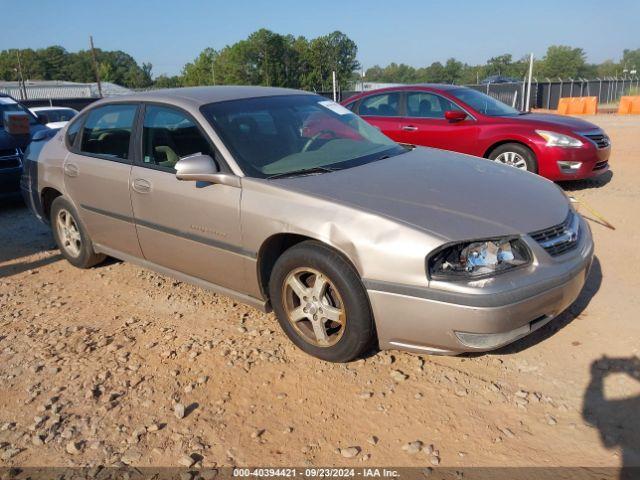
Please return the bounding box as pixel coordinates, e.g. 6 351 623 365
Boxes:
509 112 600 132
271 148 569 241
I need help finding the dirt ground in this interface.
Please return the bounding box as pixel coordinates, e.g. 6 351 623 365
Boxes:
1 115 639 470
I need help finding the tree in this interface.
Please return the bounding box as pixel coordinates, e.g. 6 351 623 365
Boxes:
540 45 587 78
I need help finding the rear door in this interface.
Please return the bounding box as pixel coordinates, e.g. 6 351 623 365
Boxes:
396 91 479 153
129 103 246 292
356 92 403 141
63 103 142 257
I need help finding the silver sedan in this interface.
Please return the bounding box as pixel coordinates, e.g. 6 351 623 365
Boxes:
22 86 594 362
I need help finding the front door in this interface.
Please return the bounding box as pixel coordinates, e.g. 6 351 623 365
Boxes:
63 103 142 257
129 104 246 292
396 91 479 153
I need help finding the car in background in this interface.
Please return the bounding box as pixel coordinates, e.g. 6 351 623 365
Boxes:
30 106 78 129
24 86 593 362
1 93 51 198
342 84 610 181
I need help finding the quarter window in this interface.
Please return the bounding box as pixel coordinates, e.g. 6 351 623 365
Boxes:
359 93 400 117
79 104 137 160
406 92 460 118
142 105 213 170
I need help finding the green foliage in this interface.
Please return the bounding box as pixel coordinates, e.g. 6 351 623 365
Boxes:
365 45 636 85
0 46 153 88
1 39 637 90
181 29 359 91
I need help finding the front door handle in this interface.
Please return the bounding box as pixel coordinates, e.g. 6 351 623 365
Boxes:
132 178 152 194
401 125 418 132
63 163 79 177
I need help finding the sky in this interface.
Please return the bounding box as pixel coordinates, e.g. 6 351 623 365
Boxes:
2 0 638 77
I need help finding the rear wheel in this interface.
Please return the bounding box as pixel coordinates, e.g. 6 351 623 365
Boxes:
488 143 538 173
50 197 105 269
269 241 375 362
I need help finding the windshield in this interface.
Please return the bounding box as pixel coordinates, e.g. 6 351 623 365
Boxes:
449 88 520 117
0 97 37 128
201 94 405 178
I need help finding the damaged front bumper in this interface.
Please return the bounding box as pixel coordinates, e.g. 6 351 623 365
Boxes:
366 217 594 355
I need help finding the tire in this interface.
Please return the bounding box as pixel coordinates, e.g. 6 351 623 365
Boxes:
269 240 375 362
50 196 105 269
488 143 538 173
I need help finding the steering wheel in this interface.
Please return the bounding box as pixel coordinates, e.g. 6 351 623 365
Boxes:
302 129 336 152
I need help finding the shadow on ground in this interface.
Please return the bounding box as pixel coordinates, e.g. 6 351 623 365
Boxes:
0 198 58 275
560 170 613 192
583 356 640 478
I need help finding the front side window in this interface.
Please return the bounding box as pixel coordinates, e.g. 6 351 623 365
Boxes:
449 88 520 117
406 92 460 118
201 95 404 179
79 104 137 160
359 93 400 117
142 105 213 170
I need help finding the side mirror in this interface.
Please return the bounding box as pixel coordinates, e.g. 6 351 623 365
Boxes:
444 110 468 122
175 153 240 188
36 113 49 125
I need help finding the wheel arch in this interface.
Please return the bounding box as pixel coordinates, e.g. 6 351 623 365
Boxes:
483 139 536 159
256 233 361 304
40 187 63 222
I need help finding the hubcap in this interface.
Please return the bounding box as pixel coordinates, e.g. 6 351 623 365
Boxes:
494 151 528 170
282 267 346 347
56 209 82 257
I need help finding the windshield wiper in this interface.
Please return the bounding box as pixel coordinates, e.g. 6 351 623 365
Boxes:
266 166 339 179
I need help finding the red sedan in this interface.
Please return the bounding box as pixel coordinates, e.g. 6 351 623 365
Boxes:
342 85 610 181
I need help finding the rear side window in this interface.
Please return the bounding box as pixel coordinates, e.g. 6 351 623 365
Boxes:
359 93 400 117
80 104 137 160
142 105 214 171
65 117 83 147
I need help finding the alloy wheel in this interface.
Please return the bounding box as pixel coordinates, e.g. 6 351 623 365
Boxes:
282 267 346 347
56 208 82 258
494 151 528 170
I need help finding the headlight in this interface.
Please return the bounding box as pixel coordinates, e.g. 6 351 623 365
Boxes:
428 237 531 280
536 130 583 148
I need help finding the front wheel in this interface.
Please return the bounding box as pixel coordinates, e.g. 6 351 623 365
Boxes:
50 197 106 269
269 241 375 362
488 143 538 173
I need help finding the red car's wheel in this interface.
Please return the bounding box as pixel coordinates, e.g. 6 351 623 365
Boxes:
489 143 538 173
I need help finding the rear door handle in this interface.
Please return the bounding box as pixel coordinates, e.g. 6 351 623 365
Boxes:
132 178 152 194
401 125 418 132
63 163 79 177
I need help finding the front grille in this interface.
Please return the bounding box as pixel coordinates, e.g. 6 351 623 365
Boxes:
0 148 21 170
593 160 608 171
529 211 580 257
584 133 610 149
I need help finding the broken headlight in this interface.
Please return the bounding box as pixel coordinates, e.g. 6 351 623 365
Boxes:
428 238 531 280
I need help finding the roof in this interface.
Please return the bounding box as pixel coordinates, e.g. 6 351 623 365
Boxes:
94 86 311 108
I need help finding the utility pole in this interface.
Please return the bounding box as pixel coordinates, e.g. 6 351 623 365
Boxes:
332 71 337 101
15 50 28 100
89 35 103 98
525 53 534 112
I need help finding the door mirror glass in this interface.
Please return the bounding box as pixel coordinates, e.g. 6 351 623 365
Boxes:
175 154 219 181
445 110 468 122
